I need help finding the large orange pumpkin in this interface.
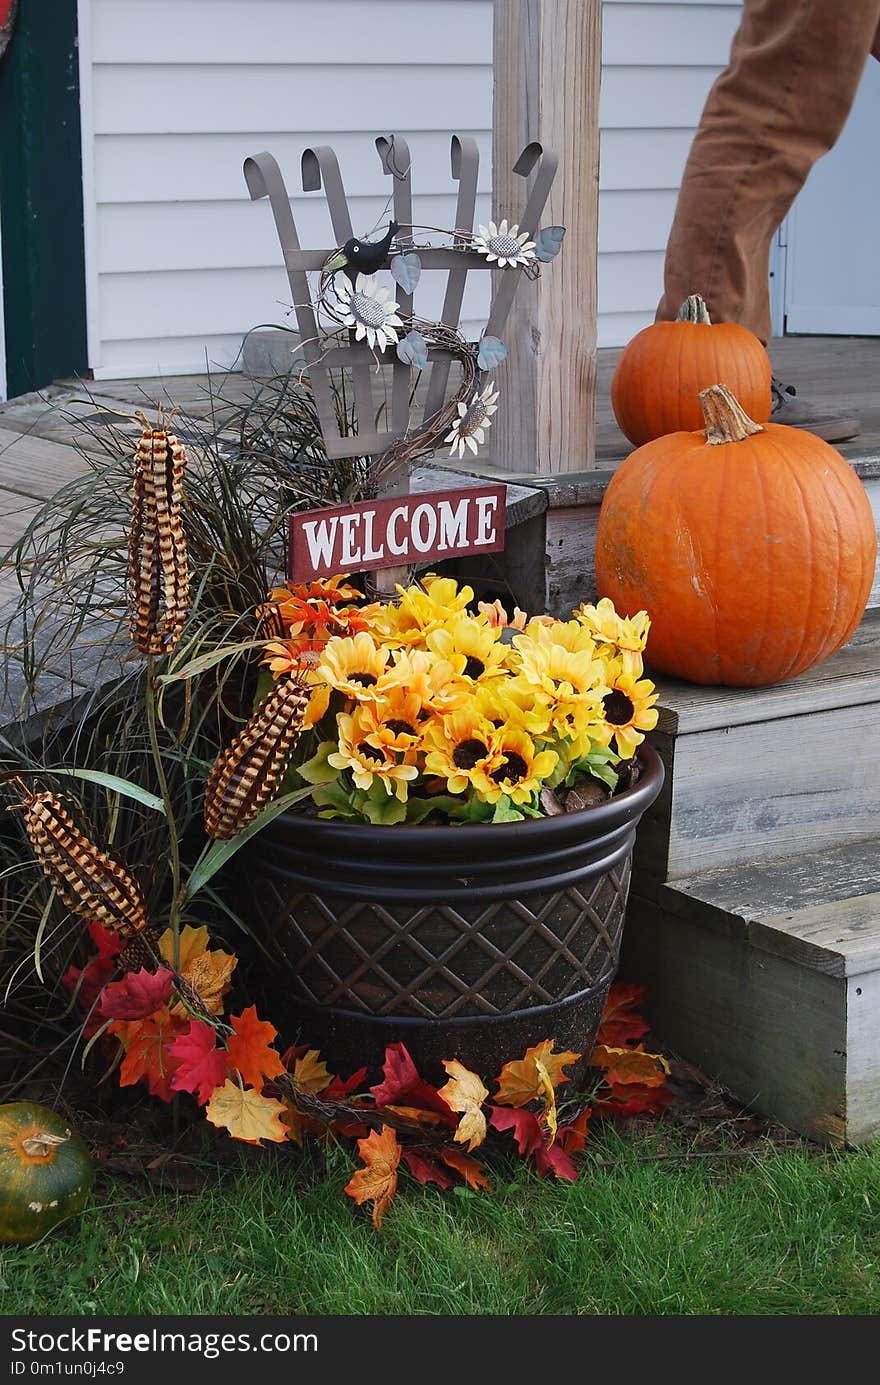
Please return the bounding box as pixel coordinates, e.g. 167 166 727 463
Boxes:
611 294 772 446
595 384 877 687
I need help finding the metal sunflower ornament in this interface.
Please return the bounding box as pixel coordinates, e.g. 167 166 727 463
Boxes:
446 383 500 459
334 273 404 352
472 220 537 269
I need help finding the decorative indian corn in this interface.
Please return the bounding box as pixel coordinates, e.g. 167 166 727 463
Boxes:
128 413 190 655
204 678 310 840
16 789 149 938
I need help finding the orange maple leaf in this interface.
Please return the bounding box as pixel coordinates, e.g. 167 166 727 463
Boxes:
438 1060 489 1151
226 1005 286 1088
158 925 237 1016
440 1147 492 1191
205 1080 287 1144
344 1125 401 1230
113 1012 183 1102
558 1106 591 1156
591 1044 670 1088
494 1039 579 1108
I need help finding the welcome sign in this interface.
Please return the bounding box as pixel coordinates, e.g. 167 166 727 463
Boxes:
289 485 506 581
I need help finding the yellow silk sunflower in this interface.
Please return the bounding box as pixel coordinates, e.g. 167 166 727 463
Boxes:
317 631 389 701
520 616 599 656
511 635 607 702
395 576 474 634
423 708 501 795
473 681 551 738
376 648 468 716
470 725 558 806
328 710 419 802
358 689 424 754
426 614 508 682
597 667 659 759
577 598 651 676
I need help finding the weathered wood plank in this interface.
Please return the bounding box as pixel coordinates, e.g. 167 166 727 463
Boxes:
491 0 601 474
672 838 880 919
0 433 90 502
622 890 849 1142
665 700 880 875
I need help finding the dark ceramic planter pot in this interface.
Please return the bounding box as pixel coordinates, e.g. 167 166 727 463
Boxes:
245 742 664 1080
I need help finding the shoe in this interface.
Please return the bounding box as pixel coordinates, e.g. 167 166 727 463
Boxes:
770 378 860 443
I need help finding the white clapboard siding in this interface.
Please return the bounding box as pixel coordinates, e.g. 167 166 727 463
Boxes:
80 0 742 377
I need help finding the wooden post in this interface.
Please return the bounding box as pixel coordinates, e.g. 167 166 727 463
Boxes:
491 0 601 474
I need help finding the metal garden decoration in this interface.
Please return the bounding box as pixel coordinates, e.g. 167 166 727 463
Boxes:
243 133 565 580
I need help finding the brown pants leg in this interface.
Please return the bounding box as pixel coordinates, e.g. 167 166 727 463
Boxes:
657 0 880 341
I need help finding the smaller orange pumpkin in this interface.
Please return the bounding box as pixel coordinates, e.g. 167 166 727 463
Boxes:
611 294 772 446
0 1102 94 1244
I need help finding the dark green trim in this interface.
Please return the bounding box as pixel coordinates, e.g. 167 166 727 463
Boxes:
0 0 88 398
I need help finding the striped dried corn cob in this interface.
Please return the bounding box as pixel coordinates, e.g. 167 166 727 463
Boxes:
117 928 161 973
204 677 309 840
128 415 190 655
16 789 149 938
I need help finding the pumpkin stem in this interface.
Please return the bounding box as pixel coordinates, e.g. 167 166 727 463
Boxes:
676 294 712 325
699 383 765 445
20 1130 68 1159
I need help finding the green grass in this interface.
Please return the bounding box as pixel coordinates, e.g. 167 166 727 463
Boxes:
5 1128 880 1315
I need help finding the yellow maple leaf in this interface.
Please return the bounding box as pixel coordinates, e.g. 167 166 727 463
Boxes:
439 1059 489 1151
535 1059 558 1144
159 925 237 1016
292 1049 332 1094
494 1039 579 1108
205 1080 287 1144
591 1044 670 1088
344 1125 400 1230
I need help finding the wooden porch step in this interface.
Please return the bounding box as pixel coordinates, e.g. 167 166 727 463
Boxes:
623 838 880 1144
639 610 880 880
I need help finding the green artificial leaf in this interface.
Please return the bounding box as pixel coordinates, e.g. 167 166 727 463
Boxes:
362 795 408 826
186 787 313 899
573 747 622 791
476 335 508 371
490 796 524 824
404 794 464 824
313 779 358 819
390 252 422 294
47 768 166 814
297 741 340 785
535 226 566 262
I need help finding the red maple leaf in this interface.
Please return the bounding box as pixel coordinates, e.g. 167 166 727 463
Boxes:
592 1085 675 1119
169 1021 228 1105
98 966 173 1021
369 1043 456 1126
489 1105 543 1155
324 1067 368 1099
534 1141 578 1181
402 1149 454 1189
62 923 127 1033
114 1015 182 1102
226 1006 286 1088
596 983 651 1048
87 921 126 961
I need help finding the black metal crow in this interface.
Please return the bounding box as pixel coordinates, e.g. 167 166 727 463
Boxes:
325 220 400 283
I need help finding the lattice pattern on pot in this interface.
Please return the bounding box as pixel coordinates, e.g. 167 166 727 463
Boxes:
262 860 631 1019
